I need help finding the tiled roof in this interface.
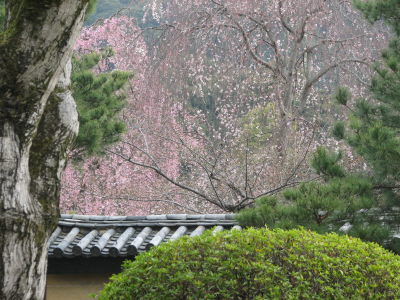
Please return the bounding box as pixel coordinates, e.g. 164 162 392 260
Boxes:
48 214 239 258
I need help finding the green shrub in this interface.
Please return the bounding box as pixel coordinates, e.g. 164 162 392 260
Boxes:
99 228 400 300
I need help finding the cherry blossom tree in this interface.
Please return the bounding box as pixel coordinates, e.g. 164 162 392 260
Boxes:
62 1 390 215
61 16 207 215
110 0 389 211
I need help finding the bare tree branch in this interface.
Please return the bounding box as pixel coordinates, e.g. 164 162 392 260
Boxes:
301 58 371 103
106 148 223 208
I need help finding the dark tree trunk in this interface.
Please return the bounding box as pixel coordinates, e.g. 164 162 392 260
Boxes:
0 1 88 299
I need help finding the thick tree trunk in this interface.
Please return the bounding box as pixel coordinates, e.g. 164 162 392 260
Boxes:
276 40 299 177
0 1 88 299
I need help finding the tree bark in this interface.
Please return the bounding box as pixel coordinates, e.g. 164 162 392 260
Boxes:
0 1 88 299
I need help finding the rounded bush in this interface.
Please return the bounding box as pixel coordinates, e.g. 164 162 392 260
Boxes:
99 228 400 300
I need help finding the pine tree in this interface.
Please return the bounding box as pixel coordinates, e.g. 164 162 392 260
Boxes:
71 49 131 158
238 0 400 252
237 147 386 240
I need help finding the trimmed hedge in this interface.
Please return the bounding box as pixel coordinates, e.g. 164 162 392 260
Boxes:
99 228 400 299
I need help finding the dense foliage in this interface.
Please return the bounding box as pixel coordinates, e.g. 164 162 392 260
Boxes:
99 228 400 300
237 0 400 252
71 50 130 157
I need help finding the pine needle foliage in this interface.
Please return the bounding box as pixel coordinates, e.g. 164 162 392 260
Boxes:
311 147 346 179
71 50 131 158
345 0 400 182
237 149 377 240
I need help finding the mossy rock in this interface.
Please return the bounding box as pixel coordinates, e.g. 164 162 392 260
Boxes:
99 228 400 300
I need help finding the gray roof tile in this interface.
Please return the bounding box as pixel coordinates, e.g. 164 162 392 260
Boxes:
146 215 167 220
108 216 127 221
166 214 187 220
125 216 146 221
204 214 226 220
48 213 237 258
185 214 204 220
